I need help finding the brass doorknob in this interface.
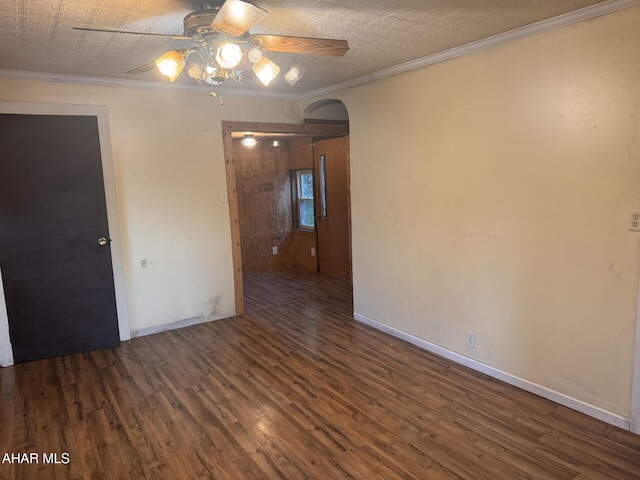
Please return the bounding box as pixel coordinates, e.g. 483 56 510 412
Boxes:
98 237 109 246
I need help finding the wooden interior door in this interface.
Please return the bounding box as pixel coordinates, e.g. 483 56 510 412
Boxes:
0 114 121 363
314 136 351 281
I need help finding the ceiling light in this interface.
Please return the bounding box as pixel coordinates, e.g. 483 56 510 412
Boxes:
247 47 263 64
155 50 186 82
216 42 243 69
241 135 258 147
271 140 280 147
253 57 280 86
284 65 305 86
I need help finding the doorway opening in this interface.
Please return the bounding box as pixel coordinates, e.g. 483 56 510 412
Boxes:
221 115 350 316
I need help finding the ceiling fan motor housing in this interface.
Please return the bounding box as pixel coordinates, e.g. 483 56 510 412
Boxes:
183 11 219 37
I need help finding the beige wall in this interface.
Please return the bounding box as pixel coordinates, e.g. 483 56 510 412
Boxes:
0 79 300 335
308 7 640 418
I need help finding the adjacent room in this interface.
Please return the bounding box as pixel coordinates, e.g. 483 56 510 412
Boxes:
1 0 640 478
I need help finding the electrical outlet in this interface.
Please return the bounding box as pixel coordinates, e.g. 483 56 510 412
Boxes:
272 246 278 255
630 211 640 232
141 259 148 269
466 330 475 348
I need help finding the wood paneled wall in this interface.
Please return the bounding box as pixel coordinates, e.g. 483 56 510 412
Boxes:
292 230 317 272
234 140 293 274
233 137 320 275
289 137 313 170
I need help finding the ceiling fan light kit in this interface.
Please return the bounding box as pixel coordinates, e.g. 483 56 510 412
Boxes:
74 0 349 91
284 65 304 86
155 50 187 82
252 57 280 86
247 47 263 64
215 42 243 69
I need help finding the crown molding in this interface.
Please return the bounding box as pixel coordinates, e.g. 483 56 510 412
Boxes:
302 0 640 100
0 68 301 100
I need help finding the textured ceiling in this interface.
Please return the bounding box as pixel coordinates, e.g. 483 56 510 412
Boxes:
0 0 617 95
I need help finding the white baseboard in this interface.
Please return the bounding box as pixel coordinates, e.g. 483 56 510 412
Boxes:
131 315 210 338
353 312 630 431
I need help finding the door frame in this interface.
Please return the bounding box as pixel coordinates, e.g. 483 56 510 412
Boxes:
221 121 348 316
0 102 130 367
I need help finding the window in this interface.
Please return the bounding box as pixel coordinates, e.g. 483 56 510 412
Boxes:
292 169 314 230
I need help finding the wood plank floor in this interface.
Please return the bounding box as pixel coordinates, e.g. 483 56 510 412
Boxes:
1 269 640 479
243 269 351 313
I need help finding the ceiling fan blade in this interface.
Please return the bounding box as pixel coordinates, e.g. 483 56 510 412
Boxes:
249 35 349 57
126 62 158 75
73 27 193 41
210 0 267 36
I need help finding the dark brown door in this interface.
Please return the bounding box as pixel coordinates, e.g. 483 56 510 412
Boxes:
0 114 120 363
314 136 351 281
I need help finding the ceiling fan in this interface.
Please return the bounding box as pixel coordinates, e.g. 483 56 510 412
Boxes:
73 0 349 88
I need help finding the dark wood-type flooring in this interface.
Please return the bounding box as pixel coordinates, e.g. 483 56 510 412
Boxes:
1 269 640 479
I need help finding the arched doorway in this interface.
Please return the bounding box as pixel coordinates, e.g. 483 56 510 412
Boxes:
303 99 349 123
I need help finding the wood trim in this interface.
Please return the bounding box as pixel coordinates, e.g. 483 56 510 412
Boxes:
222 121 348 137
221 121 349 315
303 119 349 126
222 125 244 316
